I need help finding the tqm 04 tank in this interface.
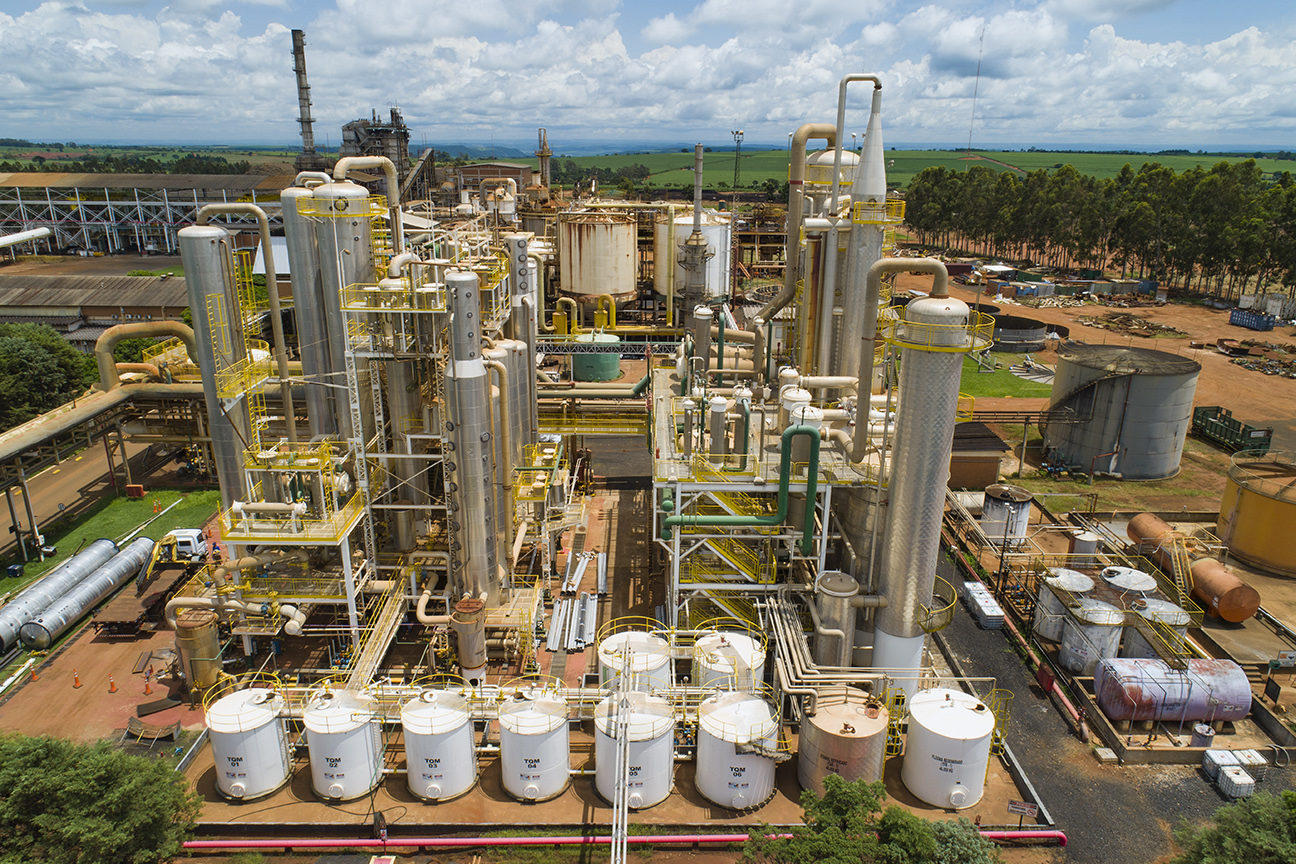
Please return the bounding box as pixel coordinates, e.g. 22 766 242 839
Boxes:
1043 343 1200 480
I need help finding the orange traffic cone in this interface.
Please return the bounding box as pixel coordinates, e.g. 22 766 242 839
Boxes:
72 669 82 689
144 679 152 696
108 675 117 693
29 667 38 683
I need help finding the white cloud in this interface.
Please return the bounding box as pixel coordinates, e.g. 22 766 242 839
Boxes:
1046 0 1176 21
642 12 691 45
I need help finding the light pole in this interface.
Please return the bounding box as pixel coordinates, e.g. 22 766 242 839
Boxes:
730 129 744 190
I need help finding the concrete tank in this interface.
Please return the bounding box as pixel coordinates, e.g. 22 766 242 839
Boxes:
1093 658 1252 723
797 688 889 794
572 332 622 382
598 630 673 692
652 209 732 300
400 690 477 801
594 691 675 809
206 687 291 801
1059 598 1124 675
175 608 221 691
1043 343 1200 480
558 212 636 302
696 690 777 809
303 690 382 801
498 689 570 802
901 687 995 810
1121 598 1192 658
990 314 1048 352
1217 451 1296 577
694 631 765 690
980 484 1033 549
1032 568 1094 642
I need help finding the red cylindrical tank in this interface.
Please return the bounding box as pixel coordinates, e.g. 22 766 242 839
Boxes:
1190 558 1261 623
1093 658 1252 723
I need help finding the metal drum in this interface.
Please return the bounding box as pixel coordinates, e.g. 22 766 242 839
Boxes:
594 692 675 809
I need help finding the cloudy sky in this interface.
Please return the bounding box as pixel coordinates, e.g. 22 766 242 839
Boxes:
1 0 1293 151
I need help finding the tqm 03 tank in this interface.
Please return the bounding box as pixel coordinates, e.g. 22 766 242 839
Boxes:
1043 343 1200 480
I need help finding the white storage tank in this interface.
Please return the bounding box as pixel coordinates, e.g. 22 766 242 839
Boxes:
1121 598 1192 658
652 209 733 300
696 690 778 809
303 690 382 801
1059 598 1125 675
598 630 673 692
558 212 636 302
694 630 765 690
797 688 889 794
901 688 996 810
1101 565 1157 593
1032 568 1094 642
498 688 570 802
979 484 1033 549
206 687 291 801
594 691 676 809
400 689 477 801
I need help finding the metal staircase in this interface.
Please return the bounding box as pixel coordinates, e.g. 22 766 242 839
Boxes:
346 584 407 689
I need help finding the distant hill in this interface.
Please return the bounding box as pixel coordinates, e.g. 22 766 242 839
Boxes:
420 143 532 159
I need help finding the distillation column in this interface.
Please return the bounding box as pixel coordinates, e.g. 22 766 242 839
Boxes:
281 181 337 437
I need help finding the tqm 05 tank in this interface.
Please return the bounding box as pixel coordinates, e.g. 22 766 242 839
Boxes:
303 690 382 802
1093 658 1252 723
594 691 675 809
206 687 291 801
400 689 477 801
1043 343 1200 480
901 688 995 810
797 688 889 794
695 690 778 810
558 212 636 304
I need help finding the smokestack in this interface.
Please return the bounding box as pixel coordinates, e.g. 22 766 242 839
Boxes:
291 30 327 172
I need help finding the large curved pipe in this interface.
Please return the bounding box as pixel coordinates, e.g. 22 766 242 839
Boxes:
197 203 298 443
94 321 198 392
333 155 404 252
829 75 882 213
113 362 161 381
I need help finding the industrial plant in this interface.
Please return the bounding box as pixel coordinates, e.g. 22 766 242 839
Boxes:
1 32 1295 863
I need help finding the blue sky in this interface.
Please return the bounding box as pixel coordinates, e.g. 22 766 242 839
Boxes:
0 0 1294 150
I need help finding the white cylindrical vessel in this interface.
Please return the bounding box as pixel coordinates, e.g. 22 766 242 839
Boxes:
652 209 732 300
303 690 382 801
1121 598 1192 658
979 484 1033 549
206 688 291 801
1069 530 1101 567
1032 568 1094 642
694 631 765 691
797 689 889 794
401 690 477 801
498 689 570 802
901 688 995 810
598 630 672 692
594 692 675 809
1059 598 1125 675
696 690 777 809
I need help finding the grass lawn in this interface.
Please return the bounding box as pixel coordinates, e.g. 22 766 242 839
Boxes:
959 352 1052 399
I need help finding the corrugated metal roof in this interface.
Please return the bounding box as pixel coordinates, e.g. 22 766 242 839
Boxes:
0 274 188 307
0 172 293 192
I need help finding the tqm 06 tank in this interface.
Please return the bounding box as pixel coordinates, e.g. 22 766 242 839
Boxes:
1043 343 1200 480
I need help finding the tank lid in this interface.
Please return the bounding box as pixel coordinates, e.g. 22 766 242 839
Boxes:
906 688 996 739
695 631 763 672
207 687 282 733
1056 341 1200 375
1072 597 1124 625
594 692 674 740
598 630 671 672
575 332 620 344
400 689 470 733
1045 568 1094 593
807 694 888 737
498 691 568 733
985 484 1033 503
302 690 370 733
1101 566 1157 593
698 690 777 743
817 570 859 598
1131 597 1191 625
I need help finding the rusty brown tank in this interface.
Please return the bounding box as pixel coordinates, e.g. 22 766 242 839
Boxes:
1126 511 1260 623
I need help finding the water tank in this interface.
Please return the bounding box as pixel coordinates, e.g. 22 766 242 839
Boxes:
1093 658 1252 723
594 691 675 809
400 689 476 801
980 484 1033 548
558 212 636 301
652 209 732 299
1043 343 1200 480
901 688 995 810
598 630 672 692
1033 568 1093 642
989 314 1048 352
1059 598 1124 675
797 688 889 794
498 689 570 801
1101 565 1157 594
695 690 777 809
303 690 382 801
19 537 155 650
1217 451 1296 577
1068 530 1100 567
572 332 622 382
175 608 221 691
1121 598 1192 658
206 687 291 801
694 630 765 690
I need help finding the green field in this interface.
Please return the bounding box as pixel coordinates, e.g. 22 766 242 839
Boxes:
959 353 1053 400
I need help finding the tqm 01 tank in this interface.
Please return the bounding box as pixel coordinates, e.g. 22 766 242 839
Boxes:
1043 343 1200 480
558 212 636 304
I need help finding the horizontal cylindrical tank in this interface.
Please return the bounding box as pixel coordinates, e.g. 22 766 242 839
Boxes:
175 608 222 691
652 209 732 300
1032 568 1094 642
0 538 118 651
1121 598 1192 658
694 631 765 690
598 630 673 692
1217 452 1296 577
594 691 675 809
558 213 636 300
19 537 154 650
1093 658 1252 723
696 690 777 810
303 690 382 801
401 690 477 801
572 333 622 382
901 687 996 810
1059 598 1124 675
498 689 570 802
1043 343 1200 480
1190 557 1260 623
980 484 1033 548
206 688 291 801
797 688 888 794
990 314 1048 352
1100 565 1157 594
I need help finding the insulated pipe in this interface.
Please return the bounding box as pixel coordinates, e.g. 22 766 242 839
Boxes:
112 362 161 381
294 171 332 186
333 156 404 252
0 226 52 249
485 358 514 526
94 321 198 392
197 203 298 443
828 74 882 214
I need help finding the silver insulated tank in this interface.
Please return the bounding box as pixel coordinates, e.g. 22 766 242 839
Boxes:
0 538 117 651
19 537 155 650
280 183 336 438
1043 343 1200 480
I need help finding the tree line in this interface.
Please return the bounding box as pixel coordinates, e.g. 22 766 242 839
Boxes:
0 153 252 175
904 160 1296 300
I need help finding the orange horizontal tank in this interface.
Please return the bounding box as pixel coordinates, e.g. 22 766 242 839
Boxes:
1189 557 1260 623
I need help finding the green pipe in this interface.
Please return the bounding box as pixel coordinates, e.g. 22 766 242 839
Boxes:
662 424 820 556
630 373 651 397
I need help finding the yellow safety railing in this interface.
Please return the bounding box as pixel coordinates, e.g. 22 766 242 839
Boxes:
141 336 195 372
213 339 271 399
296 193 389 220
851 197 907 225
220 490 366 544
879 308 994 353
234 251 263 336
986 688 1013 757
918 573 958 633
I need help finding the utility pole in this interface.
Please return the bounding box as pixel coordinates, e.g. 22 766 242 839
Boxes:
730 129 744 190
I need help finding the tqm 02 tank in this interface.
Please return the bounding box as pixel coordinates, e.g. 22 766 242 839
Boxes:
1043 343 1200 480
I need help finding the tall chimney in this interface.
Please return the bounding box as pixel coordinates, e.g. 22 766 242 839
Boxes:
292 29 326 171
